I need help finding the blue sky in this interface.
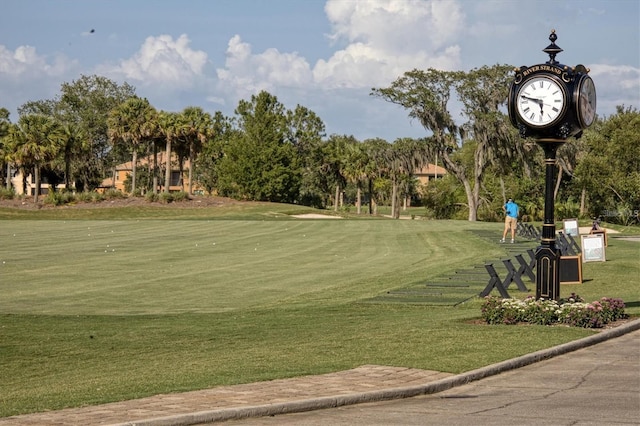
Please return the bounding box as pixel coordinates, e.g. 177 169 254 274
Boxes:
1 0 638 141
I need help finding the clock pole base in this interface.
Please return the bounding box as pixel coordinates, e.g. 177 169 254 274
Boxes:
535 246 561 300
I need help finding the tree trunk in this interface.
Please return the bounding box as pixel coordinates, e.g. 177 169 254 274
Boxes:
368 178 373 215
178 154 185 191
188 142 194 195
82 158 90 192
356 185 361 215
33 165 40 203
441 153 478 221
333 185 340 212
580 187 587 217
554 164 562 201
6 163 11 190
21 169 27 195
153 142 158 194
462 179 477 221
391 180 398 219
64 150 71 191
131 150 137 195
164 138 172 193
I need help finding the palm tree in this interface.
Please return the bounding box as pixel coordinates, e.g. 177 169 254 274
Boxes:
0 108 11 189
342 141 368 214
107 97 156 194
362 138 389 215
157 111 186 193
386 138 428 218
60 122 88 191
6 114 64 202
181 107 213 195
403 138 431 210
321 135 352 211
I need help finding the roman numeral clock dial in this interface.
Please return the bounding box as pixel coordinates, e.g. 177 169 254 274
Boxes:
576 75 596 128
516 76 566 127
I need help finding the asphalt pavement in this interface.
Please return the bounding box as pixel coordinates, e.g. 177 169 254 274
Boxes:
225 322 640 426
222 321 640 426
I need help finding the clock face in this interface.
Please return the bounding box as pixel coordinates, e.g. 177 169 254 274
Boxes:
516 76 566 127
577 76 596 128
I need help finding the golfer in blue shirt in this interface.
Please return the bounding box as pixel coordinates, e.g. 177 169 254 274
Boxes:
501 198 519 243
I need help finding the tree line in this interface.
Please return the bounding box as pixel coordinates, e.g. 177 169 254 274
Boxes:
0 69 637 224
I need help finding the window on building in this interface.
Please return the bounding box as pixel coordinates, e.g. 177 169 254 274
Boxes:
170 171 181 187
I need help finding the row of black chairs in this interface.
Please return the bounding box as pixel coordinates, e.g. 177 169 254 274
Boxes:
481 227 584 298
516 222 541 240
480 249 536 299
556 231 582 256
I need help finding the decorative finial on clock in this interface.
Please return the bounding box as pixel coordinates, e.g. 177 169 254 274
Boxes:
543 29 563 65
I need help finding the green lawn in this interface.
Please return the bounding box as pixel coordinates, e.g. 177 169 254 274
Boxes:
0 203 638 417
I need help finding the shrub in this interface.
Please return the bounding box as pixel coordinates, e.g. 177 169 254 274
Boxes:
481 295 627 329
43 191 75 206
76 192 93 203
75 191 106 203
171 191 190 202
0 188 15 200
91 192 105 203
103 189 126 200
158 192 173 204
145 192 159 202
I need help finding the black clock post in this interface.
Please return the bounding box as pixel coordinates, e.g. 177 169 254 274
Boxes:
507 30 596 300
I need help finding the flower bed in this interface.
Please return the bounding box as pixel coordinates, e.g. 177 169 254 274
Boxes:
481 293 627 328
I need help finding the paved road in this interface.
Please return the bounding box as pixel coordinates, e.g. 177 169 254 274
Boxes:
222 326 640 426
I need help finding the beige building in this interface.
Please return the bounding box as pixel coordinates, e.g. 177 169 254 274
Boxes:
100 152 202 194
414 163 447 187
8 166 65 196
7 151 201 196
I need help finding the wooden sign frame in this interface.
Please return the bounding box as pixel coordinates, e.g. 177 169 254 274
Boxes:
559 255 583 284
563 218 579 236
581 234 606 262
590 229 607 246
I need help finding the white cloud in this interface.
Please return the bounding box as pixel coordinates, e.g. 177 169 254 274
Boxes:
0 44 76 79
315 0 464 88
213 0 465 101
0 44 79 117
589 63 640 114
99 34 208 87
216 35 313 100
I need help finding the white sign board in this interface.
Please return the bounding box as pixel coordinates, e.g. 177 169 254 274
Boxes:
581 234 606 262
563 218 579 236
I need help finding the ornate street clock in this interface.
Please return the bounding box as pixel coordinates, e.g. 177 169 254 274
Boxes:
515 75 567 127
507 30 597 302
508 30 597 139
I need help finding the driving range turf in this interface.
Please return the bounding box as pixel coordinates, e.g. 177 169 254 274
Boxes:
1 201 638 417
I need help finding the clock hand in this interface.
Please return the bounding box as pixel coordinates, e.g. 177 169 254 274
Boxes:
520 95 543 104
